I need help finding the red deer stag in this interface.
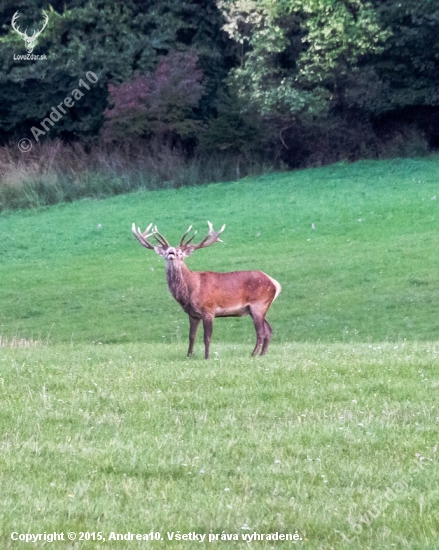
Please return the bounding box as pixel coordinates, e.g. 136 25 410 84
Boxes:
132 221 281 358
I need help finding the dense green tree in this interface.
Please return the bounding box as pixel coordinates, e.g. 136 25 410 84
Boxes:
365 0 439 146
201 90 263 155
218 0 388 120
216 0 390 163
369 0 439 112
0 0 438 161
217 0 439 163
0 0 229 143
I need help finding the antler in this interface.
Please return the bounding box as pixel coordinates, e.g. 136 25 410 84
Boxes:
132 223 155 249
32 12 49 39
132 223 170 250
152 225 170 248
133 221 224 252
190 221 226 250
11 11 27 38
179 225 196 247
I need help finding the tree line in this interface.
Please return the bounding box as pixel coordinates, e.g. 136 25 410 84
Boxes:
0 0 438 167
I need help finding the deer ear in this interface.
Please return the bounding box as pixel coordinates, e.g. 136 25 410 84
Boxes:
154 246 166 257
181 246 195 258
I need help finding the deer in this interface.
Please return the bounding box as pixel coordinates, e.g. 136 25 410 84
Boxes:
11 11 49 54
132 221 281 358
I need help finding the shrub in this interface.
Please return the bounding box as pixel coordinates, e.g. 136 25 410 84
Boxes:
379 127 430 159
103 51 204 145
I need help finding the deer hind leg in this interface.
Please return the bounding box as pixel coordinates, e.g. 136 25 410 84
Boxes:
260 319 273 356
202 316 214 359
188 316 201 356
250 309 266 356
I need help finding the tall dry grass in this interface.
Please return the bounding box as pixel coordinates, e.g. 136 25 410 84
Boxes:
0 335 42 348
0 140 268 211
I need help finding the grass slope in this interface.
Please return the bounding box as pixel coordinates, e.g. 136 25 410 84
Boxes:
1 157 439 346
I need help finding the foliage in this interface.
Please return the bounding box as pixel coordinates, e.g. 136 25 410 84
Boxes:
296 0 390 88
217 0 388 122
215 0 439 164
218 0 321 121
200 90 264 155
369 0 439 113
0 0 228 142
103 51 204 144
0 0 438 165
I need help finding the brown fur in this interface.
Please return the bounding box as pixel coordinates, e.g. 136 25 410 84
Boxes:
165 260 281 358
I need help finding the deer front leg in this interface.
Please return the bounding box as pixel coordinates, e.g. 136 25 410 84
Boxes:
202 316 214 359
188 316 201 356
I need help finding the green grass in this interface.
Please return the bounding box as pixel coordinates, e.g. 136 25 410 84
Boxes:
1 157 439 548
2 157 439 346
0 342 438 549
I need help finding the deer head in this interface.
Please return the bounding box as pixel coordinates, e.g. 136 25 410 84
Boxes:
131 221 226 265
11 11 49 54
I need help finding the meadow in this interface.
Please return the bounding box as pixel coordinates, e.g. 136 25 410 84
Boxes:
1 157 439 548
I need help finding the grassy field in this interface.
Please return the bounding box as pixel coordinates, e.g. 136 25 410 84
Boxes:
1 157 439 548
0 342 437 549
2 157 439 346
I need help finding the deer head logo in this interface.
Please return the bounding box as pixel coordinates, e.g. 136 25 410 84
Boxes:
11 11 49 54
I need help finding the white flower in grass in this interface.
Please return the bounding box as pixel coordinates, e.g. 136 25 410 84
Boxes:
274 459 281 464
241 525 251 530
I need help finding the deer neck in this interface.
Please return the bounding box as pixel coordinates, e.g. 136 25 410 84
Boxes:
166 260 193 306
